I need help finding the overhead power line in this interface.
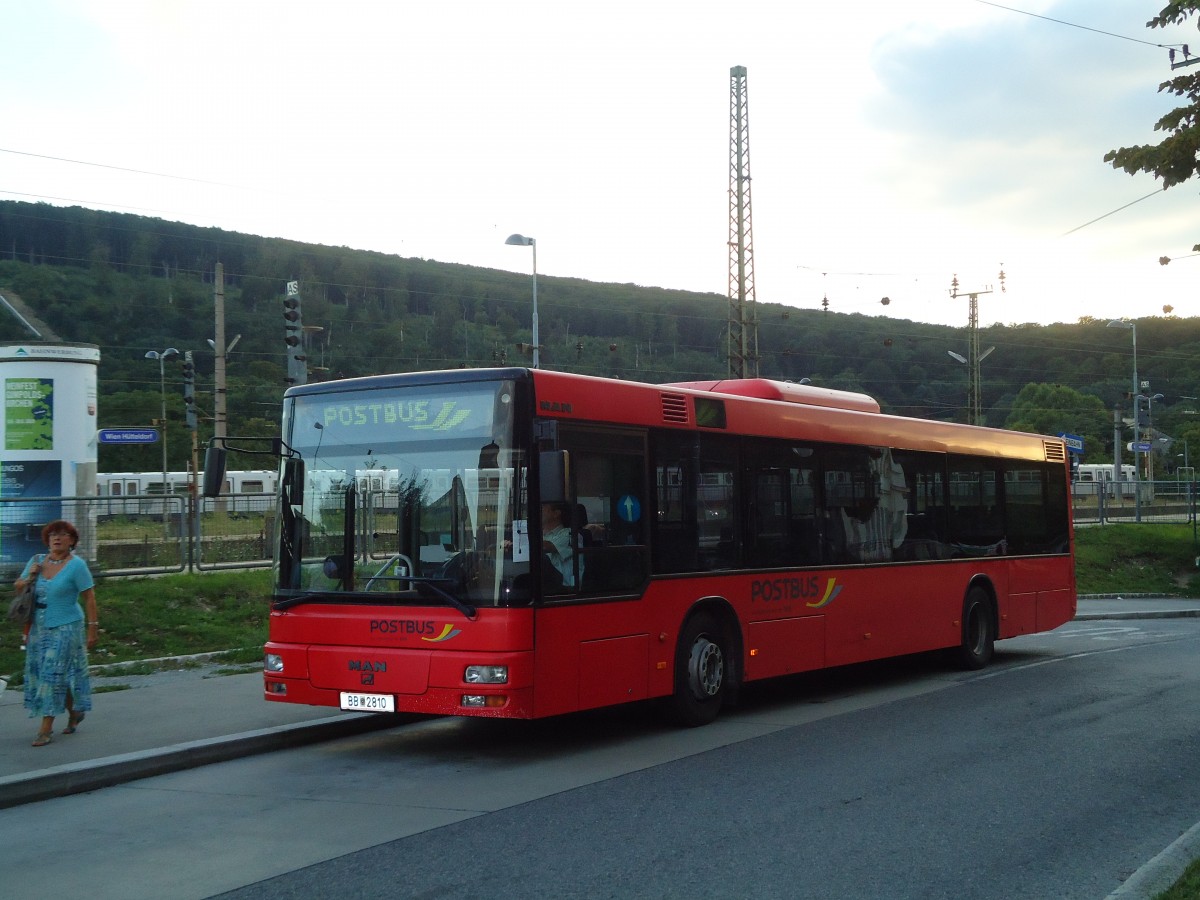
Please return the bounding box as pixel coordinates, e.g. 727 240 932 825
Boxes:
1062 188 1163 236
0 147 241 188
973 0 1188 49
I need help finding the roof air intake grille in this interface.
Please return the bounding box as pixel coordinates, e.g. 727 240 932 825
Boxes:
1043 441 1067 462
661 393 690 424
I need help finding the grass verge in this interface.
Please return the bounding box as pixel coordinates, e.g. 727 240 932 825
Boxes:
1 569 271 684
1157 857 1200 899
1074 523 1200 597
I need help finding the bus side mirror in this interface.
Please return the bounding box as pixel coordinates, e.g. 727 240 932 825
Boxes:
540 450 569 504
282 456 305 501
202 445 227 498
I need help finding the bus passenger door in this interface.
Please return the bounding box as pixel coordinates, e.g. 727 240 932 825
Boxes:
531 426 651 717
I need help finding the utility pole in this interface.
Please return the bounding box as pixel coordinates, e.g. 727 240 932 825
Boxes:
1113 405 1122 494
213 263 228 447
183 349 199 567
727 65 759 379
949 269 1004 425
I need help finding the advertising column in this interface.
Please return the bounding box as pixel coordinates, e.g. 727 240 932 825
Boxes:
0 343 99 574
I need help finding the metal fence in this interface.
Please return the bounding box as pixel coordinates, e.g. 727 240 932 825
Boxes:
2 480 1194 579
1072 479 1197 526
0 494 275 580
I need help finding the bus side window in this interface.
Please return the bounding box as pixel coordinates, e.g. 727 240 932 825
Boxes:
892 451 947 561
947 457 1005 556
745 443 819 568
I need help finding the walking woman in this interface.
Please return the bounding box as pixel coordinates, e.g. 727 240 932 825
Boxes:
14 520 97 747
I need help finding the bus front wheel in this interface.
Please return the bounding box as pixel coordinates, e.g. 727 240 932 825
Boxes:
669 612 728 727
955 587 995 670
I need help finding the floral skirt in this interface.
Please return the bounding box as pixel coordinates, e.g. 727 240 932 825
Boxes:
24 618 93 719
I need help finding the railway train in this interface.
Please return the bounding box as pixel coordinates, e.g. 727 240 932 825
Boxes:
95 470 278 516
1072 463 1137 497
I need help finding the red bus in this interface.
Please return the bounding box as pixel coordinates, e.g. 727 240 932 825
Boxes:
242 367 1074 726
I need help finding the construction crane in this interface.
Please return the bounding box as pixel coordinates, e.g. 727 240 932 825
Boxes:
727 65 759 379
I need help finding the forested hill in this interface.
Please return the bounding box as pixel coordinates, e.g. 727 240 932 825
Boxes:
1 199 1197 471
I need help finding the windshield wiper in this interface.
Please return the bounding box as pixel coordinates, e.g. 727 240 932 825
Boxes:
272 580 476 619
413 577 477 619
272 591 350 611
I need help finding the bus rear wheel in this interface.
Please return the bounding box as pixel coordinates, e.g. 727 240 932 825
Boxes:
669 612 728 727
955 587 995 670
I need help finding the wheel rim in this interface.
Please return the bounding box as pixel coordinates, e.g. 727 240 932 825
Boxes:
688 635 724 700
966 605 986 655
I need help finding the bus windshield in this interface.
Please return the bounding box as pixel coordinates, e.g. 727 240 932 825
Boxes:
275 378 529 609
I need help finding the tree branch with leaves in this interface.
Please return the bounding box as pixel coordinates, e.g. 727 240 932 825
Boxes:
1104 2 1200 244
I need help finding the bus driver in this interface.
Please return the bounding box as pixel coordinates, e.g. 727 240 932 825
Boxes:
541 502 580 588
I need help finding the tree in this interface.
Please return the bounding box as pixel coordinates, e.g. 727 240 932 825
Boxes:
1104 3 1200 242
1005 383 1110 461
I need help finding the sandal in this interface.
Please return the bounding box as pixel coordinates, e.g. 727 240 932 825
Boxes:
63 711 85 734
32 731 52 747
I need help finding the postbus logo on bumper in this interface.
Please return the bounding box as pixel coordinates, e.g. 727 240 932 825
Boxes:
369 619 462 642
751 576 843 609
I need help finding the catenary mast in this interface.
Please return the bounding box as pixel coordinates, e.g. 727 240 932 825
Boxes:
727 65 759 379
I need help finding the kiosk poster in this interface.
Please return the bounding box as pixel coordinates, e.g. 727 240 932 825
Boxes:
5 377 54 450
0 460 62 569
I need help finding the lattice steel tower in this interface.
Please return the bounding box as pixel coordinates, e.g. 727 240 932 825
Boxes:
727 65 759 378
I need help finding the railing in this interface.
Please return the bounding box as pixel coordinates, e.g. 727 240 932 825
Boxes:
3 481 1193 578
0 494 275 579
1071 479 1197 525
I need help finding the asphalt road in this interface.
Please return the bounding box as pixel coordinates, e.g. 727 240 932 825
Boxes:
5 618 1200 899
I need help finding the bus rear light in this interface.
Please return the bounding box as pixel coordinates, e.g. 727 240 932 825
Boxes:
266 682 287 696
462 695 508 709
465 665 508 684
265 653 284 673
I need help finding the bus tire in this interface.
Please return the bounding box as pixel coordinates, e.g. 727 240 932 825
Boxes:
669 612 728 727
955 586 995 670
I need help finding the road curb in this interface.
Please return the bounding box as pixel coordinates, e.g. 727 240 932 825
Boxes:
1106 819 1200 898
0 712 397 811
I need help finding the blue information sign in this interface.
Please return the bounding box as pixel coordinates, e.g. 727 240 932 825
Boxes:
97 428 159 445
1057 432 1084 455
617 494 642 523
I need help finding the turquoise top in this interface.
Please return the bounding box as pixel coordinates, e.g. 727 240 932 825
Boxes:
21 554 95 629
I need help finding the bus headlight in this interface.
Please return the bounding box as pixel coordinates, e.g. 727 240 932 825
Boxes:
265 653 284 673
464 665 508 684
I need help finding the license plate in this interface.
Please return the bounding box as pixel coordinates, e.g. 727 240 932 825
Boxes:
339 691 395 713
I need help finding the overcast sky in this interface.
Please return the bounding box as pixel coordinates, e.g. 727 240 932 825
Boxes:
2 0 1196 328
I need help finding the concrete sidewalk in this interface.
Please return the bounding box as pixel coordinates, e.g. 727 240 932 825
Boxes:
0 661 395 809
1 595 1197 811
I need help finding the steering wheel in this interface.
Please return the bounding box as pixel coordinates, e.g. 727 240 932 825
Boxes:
434 549 480 593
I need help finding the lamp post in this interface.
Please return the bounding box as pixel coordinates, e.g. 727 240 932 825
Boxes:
504 233 538 368
1107 319 1140 520
145 347 179 529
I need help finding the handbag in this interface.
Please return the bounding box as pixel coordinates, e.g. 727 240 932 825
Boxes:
7 557 39 625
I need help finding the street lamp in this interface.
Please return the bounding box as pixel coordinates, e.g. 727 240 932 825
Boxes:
947 346 994 425
504 233 538 368
144 348 179 498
